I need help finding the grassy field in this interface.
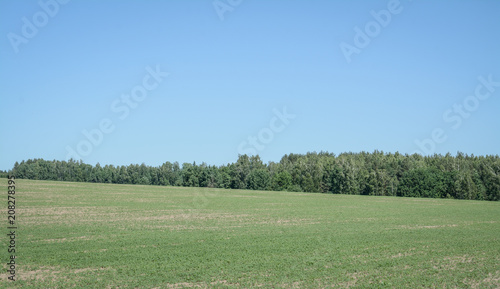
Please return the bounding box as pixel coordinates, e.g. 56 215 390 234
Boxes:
1 179 500 288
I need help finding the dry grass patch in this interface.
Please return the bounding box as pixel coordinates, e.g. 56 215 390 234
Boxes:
162 280 239 288
37 235 94 243
255 218 320 226
397 224 458 229
463 270 500 288
0 265 112 282
432 255 479 271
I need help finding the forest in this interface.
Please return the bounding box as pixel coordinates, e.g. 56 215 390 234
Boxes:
7 151 500 201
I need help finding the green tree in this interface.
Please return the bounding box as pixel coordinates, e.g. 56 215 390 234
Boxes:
247 169 271 190
272 171 292 191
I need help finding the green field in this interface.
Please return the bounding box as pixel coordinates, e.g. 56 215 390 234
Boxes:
2 180 500 288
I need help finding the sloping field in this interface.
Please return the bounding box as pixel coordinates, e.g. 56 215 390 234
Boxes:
1 179 499 288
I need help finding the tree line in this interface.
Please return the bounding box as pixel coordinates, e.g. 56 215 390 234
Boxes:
8 151 500 201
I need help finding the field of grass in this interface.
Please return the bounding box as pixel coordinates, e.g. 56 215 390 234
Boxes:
1 179 500 288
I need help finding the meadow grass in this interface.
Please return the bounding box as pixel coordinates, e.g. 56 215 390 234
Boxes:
1 179 499 288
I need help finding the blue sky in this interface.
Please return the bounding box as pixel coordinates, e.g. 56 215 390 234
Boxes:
1 0 499 171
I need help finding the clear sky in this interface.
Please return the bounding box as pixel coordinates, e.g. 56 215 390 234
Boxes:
1 0 499 171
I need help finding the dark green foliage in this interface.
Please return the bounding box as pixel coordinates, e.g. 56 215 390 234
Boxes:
398 168 455 198
247 169 271 190
271 171 292 191
9 151 500 201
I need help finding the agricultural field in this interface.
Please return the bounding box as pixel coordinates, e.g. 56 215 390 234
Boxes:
1 179 500 288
